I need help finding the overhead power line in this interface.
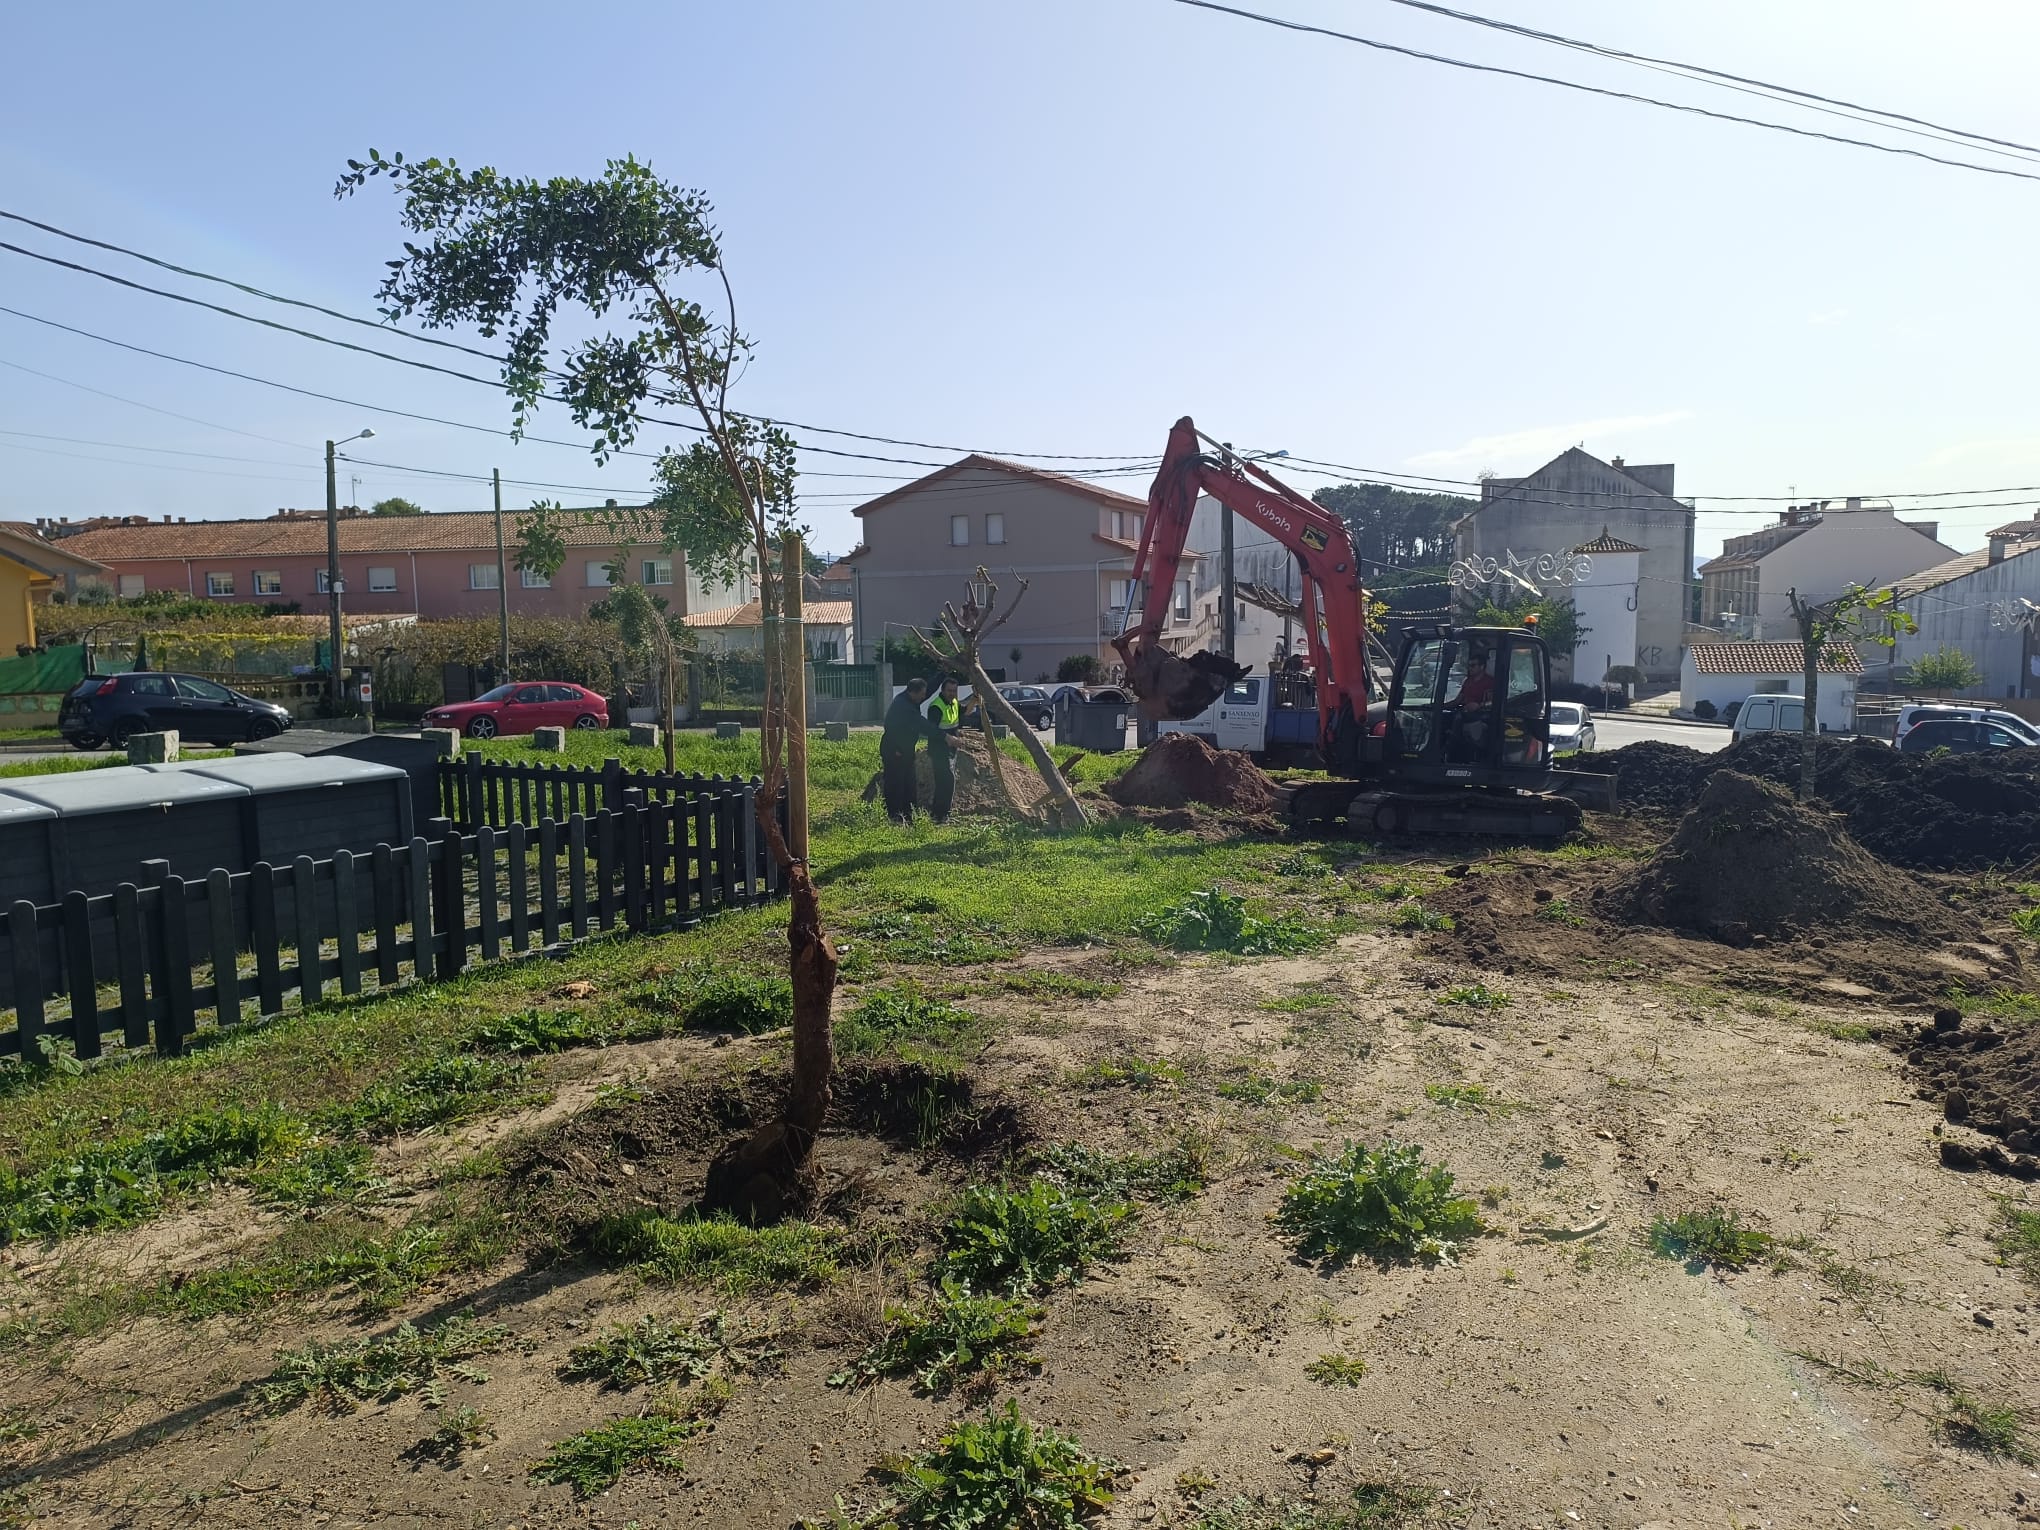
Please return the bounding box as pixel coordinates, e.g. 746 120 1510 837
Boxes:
1165 0 2040 185
1370 0 2040 164
0 356 311 449
0 206 1163 463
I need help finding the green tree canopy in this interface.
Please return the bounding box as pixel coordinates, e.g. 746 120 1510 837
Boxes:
1470 594 1587 655
1904 644 1982 692
1312 482 1470 572
370 496 425 517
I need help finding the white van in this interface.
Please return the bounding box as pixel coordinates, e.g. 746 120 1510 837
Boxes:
1731 693 1810 742
1153 676 1268 752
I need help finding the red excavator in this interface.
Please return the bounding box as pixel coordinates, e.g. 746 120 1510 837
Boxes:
1112 416 1587 838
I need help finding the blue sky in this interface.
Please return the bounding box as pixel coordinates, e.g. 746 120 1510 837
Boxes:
4 0 2038 562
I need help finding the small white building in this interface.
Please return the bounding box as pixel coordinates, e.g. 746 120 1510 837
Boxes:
1680 640 1862 731
682 599 855 662
1565 529 1643 688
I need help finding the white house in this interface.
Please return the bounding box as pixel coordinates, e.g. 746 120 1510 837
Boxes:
1565 529 1643 688
1680 640 1862 731
682 599 855 662
1697 500 1953 641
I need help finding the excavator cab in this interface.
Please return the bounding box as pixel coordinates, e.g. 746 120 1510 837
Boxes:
1383 625 1556 790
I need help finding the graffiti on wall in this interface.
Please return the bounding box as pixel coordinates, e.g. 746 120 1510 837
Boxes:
1447 549 1594 593
1989 598 2040 635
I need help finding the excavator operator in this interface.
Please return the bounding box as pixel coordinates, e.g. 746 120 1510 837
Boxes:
1445 644 1496 759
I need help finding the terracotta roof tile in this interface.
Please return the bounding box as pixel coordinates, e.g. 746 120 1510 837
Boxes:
1688 641 1863 676
1572 529 1646 554
683 600 852 629
58 508 660 561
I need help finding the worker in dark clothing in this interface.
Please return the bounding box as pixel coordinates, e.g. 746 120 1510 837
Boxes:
880 677 931 824
924 678 978 825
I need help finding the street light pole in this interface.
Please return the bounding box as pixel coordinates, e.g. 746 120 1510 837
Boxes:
326 428 374 713
492 468 510 678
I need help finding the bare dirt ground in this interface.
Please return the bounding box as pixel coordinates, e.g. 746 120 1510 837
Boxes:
5 835 2040 1528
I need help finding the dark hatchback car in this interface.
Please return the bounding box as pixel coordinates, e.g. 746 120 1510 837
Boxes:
60 672 294 750
1896 718 2035 755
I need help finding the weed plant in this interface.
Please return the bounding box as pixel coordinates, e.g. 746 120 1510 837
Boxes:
828 1280 1042 1395
1647 1208 1774 1271
256 1313 511 1412
1275 1141 1483 1265
939 1179 1132 1293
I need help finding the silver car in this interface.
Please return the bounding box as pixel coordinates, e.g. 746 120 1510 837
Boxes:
1548 701 1597 753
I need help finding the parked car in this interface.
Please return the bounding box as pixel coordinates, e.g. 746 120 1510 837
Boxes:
60 671 293 750
423 682 610 739
996 684 1055 729
1547 701 1597 753
1897 718 2036 754
1893 703 2040 746
1731 693 1819 743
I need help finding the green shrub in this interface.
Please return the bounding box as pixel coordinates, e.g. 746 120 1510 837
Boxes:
532 1413 704 1498
591 1210 836 1294
685 972 794 1034
563 1310 779 1390
829 1279 1043 1395
939 1179 1132 1293
2 1103 307 1242
1389 902 1453 932
244 1143 384 1211
1030 1137 1214 1204
878 1400 1114 1529
1647 1208 1773 1271
467 1007 606 1053
1439 983 1509 1010
1275 1141 1483 1266
256 1313 511 1413
326 1055 527 1138
1137 887 1329 955
837 985 975 1057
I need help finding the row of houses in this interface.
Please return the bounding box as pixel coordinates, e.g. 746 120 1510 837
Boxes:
14 446 2040 703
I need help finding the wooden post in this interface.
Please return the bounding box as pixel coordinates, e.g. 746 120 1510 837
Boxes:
782 531 811 862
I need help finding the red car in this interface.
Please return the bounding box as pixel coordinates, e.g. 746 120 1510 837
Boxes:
424 682 609 739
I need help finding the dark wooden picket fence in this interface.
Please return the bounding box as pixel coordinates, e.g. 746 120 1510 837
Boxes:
2 759 783 1064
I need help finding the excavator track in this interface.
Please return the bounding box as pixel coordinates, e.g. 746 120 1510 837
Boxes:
1278 783 1581 840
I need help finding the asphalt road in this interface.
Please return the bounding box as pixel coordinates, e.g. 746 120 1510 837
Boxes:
1587 713 1733 754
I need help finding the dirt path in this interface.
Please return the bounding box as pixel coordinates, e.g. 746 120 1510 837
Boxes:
6 930 2038 1529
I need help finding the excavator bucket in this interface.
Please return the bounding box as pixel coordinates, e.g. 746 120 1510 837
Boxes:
1119 641 1250 721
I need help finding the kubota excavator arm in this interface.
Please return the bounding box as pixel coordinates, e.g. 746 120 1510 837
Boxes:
1113 417 1372 758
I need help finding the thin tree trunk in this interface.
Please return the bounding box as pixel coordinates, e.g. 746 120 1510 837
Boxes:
1800 643 1819 801
966 666 1088 829
783 862 837 1144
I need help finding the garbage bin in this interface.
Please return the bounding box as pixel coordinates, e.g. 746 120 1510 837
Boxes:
1054 694 1130 753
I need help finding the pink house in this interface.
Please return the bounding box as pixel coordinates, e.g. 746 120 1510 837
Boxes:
53 507 748 620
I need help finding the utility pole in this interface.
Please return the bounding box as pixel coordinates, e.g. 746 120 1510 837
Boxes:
1218 441 1237 660
325 440 344 712
492 468 510 678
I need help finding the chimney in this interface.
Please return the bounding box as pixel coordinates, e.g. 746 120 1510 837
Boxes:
1845 496 1862 512
1990 535 2009 564
1910 521 1938 542
1610 456 1625 470
605 498 618 508
178 517 187 524
162 514 171 523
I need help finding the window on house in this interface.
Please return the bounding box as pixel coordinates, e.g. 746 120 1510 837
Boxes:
950 515 969 547
469 563 500 590
368 566 398 593
252 571 282 596
1109 511 1123 540
1175 580 1192 622
315 569 332 594
586 560 613 588
520 566 551 588
642 557 673 586
205 572 234 597
1107 578 1133 610
117 574 144 599
986 513 1005 546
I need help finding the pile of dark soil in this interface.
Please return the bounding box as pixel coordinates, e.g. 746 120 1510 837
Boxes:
1601 770 1970 947
1107 732 1278 813
1580 734 2040 871
1568 739 1714 811
506 1058 1029 1240
1905 1013 2040 1174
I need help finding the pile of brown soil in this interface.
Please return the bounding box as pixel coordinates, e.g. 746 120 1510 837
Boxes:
860 730 1051 819
1106 732 1278 813
1600 770 1961 946
1906 1014 2040 1173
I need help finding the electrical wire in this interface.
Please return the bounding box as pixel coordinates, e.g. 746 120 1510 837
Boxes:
1367 0 2040 164
0 428 309 469
0 356 311 449
1165 0 2040 185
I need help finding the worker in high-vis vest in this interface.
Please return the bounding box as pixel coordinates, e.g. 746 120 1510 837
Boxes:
924 677 974 824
